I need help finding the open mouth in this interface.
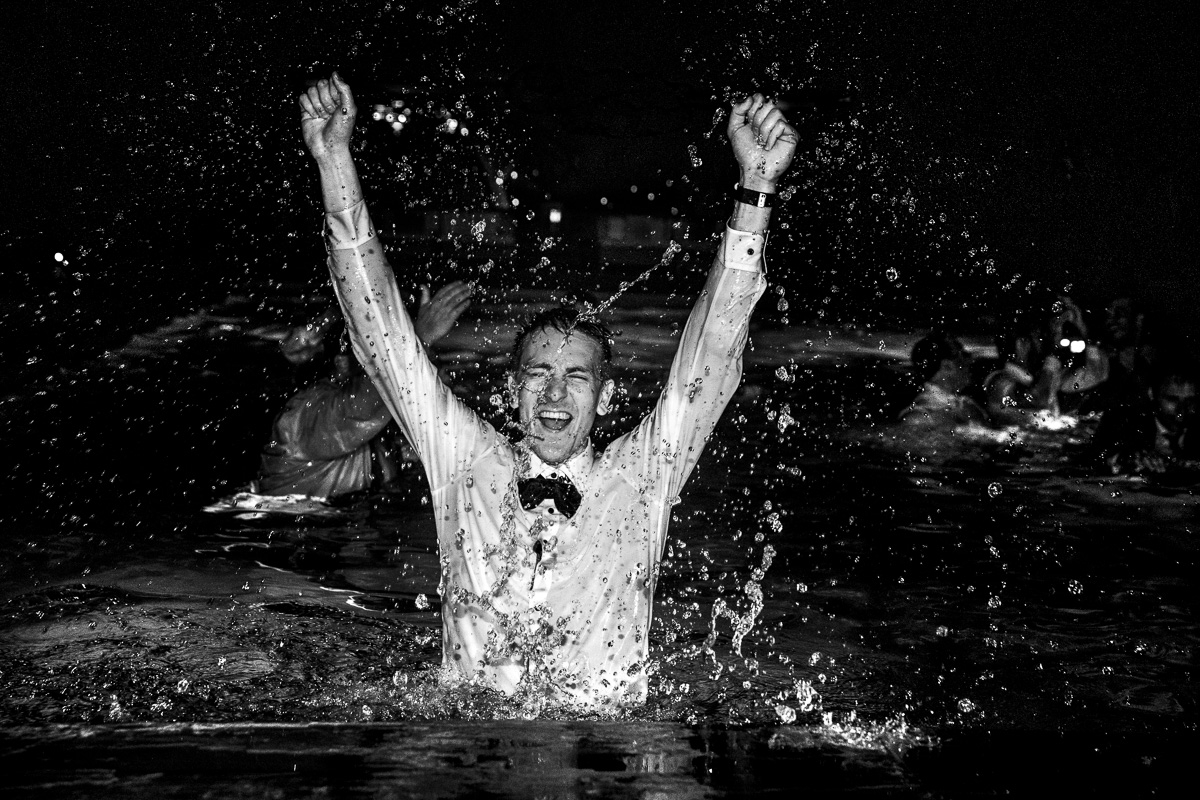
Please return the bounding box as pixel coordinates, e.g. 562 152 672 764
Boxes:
536 409 572 433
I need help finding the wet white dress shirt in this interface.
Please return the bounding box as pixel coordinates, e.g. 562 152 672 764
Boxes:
325 200 766 707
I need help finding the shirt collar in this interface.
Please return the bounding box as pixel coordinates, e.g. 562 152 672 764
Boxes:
526 441 595 486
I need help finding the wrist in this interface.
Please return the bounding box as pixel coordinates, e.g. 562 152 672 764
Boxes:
314 146 354 170
738 172 778 194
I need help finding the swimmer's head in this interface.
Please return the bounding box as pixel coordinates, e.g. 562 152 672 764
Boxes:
1105 297 1143 345
510 307 613 378
1152 370 1197 436
911 331 970 390
508 307 616 465
995 316 1039 370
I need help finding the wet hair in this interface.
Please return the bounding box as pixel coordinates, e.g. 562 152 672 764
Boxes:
289 317 340 384
509 306 614 378
910 330 965 385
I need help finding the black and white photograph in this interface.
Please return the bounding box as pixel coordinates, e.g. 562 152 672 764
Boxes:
1 1 1196 796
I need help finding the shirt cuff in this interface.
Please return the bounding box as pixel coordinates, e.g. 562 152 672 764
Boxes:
324 199 376 251
721 225 767 273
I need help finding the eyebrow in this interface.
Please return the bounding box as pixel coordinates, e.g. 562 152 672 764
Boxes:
521 359 598 375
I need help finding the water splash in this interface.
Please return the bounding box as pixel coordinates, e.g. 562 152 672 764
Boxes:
704 543 776 661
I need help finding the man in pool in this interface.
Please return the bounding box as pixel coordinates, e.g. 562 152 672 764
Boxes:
258 281 472 498
1093 365 1198 474
299 72 797 707
900 330 988 427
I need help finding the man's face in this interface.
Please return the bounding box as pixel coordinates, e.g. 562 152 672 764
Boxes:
509 327 614 465
936 341 971 392
1155 379 1196 435
1106 299 1136 344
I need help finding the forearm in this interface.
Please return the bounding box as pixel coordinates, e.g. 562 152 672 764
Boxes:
314 147 365 214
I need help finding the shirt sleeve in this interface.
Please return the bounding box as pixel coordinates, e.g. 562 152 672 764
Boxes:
323 200 499 488
622 224 768 501
276 374 391 461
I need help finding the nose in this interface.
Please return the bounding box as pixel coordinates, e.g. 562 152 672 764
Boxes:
543 374 567 401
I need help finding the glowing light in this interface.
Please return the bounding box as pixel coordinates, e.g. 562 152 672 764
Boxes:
1059 338 1070 348
1032 410 1078 431
1070 339 1086 354
460 127 469 136
549 209 562 223
397 113 407 123
372 111 382 121
444 118 459 133
630 185 638 193
385 112 396 122
600 197 608 206
53 252 64 262
647 192 656 201
512 198 520 207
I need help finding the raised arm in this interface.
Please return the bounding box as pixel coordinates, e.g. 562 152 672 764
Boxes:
299 75 494 486
631 94 798 498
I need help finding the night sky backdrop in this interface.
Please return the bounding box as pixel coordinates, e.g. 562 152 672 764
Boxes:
3 1 1197 372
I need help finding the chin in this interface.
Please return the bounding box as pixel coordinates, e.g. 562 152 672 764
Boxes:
529 438 575 465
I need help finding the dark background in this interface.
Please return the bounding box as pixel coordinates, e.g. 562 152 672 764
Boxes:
2 0 1197 377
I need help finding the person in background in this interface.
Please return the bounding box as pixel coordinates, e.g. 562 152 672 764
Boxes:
983 319 1043 424
1093 364 1197 475
257 281 472 498
1098 295 1157 408
899 330 989 427
1032 296 1109 414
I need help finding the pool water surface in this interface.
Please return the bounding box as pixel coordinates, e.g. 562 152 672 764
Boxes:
1 288 1196 797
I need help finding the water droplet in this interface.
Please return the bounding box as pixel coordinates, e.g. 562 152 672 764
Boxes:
986 483 1002 498
885 267 899 282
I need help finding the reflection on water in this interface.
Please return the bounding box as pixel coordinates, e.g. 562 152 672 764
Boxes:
1 292 1196 796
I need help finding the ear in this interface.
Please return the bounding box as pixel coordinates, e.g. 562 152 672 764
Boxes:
596 379 616 416
506 373 520 410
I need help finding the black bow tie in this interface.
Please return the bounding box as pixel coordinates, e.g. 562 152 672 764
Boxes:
517 475 582 518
